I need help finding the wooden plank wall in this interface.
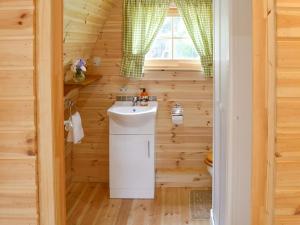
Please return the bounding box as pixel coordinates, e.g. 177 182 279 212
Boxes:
63 0 115 189
64 89 80 189
73 0 213 187
63 0 115 68
0 0 38 224
65 142 73 189
275 1 300 224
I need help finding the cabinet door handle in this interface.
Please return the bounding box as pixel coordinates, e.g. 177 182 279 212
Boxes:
147 141 150 158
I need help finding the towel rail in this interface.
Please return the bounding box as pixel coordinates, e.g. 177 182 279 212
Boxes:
64 99 78 131
64 99 78 114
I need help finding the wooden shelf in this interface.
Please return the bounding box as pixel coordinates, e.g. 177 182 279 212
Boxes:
64 75 102 96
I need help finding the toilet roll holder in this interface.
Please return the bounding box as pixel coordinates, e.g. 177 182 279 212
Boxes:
171 103 184 125
172 103 184 116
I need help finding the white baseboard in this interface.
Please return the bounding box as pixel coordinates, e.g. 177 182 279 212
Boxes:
210 209 215 225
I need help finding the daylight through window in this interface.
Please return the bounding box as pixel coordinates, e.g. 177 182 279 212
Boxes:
146 16 199 60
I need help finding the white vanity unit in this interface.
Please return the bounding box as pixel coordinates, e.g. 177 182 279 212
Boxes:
107 101 158 199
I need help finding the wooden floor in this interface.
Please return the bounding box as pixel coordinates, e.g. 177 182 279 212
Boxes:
66 183 211 225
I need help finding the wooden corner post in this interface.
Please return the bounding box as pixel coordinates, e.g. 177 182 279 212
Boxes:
36 0 66 224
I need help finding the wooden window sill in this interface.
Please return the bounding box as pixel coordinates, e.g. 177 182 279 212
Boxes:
144 60 202 72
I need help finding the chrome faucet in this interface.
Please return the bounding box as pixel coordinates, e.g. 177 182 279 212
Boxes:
132 96 139 106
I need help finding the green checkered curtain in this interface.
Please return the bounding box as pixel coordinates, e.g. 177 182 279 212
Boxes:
121 0 170 78
175 0 213 77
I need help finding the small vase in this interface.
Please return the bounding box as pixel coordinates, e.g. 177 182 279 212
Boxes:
73 71 86 83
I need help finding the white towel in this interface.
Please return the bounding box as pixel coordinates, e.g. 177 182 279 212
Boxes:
67 112 84 144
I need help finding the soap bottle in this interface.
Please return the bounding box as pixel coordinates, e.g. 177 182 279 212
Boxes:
140 88 149 106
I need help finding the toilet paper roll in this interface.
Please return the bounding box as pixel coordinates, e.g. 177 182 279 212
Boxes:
172 115 183 125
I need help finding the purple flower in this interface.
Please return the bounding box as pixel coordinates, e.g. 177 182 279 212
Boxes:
71 58 87 74
78 59 86 67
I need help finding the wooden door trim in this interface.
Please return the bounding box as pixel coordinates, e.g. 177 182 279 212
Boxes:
251 0 276 224
266 0 276 224
36 0 66 225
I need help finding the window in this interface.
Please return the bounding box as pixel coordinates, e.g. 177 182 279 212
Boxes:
146 16 199 60
145 12 201 71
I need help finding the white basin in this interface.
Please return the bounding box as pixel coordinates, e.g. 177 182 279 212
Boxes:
108 101 158 135
108 101 157 117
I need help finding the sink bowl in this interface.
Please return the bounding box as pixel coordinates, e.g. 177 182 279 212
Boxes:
108 101 158 134
108 101 157 116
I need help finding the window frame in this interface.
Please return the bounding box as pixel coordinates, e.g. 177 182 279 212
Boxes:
144 8 202 71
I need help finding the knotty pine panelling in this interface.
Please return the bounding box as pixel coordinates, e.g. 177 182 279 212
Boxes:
63 0 115 190
65 142 73 190
63 0 115 70
275 1 300 224
64 89 80 190
0 0 38 224
73 0 213 187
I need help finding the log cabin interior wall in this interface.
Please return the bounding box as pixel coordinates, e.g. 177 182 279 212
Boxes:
73 0 213 187
63 0 115 189
2 0 299 223
63 0 115 69
0 0 38 224
275 0 300 224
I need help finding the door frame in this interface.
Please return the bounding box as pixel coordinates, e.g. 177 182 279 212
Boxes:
213 0 254 224
212 0 253 225
213 0 276 225
36 0 66 225
34 0 275 225
212 0 276 225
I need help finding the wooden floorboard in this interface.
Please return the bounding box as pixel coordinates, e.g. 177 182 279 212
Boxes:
66 183 211 225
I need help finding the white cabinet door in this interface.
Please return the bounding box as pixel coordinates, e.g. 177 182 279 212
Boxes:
109 134 155 199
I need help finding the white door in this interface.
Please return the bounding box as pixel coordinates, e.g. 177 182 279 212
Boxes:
213 0 253 224
109 134 155 199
